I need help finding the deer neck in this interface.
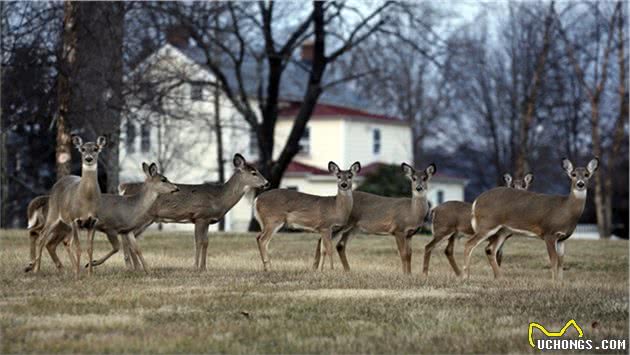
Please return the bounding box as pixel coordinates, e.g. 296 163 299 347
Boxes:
335 188 353 217
565 187 587 219
410 191 427 216
127 184 160 225
78 166 100 199
219 173 250 213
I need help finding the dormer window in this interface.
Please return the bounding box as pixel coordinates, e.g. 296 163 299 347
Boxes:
373 128 381 154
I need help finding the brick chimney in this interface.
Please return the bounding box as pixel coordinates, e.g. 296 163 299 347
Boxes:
166 26 190 49
300 40 314 63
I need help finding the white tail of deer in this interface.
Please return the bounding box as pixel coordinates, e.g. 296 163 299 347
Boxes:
424 172 533 277
320 162 435 274
464 158 598 280
254 161 361 271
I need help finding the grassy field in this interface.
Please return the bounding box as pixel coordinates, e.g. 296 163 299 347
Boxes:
0 229 628 354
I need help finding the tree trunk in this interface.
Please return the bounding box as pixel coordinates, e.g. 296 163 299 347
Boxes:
214 84 226 231
514 1 554 178
590 103 611 238
56 0 77 179
71 2 124 193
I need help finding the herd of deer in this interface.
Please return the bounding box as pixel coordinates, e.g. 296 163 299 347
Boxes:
23 136 599 281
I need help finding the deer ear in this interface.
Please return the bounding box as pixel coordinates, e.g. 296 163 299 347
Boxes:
96 136 107 149
587 157 599 174
350 161 361 174
424 163 436 178
142 162 150 177
149 163 158 177
401 163 414 177
524 173 534 186
233 153 246 169
503 173 513 187
562 158 574 175
72 136 83 148
328 161 340 174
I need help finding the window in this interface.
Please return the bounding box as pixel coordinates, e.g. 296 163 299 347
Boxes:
249 129 258 156
141 123 151 153
298 127 310 155
190 82 205 101
126 120 136 153
373 128 381 154
437 190 444 204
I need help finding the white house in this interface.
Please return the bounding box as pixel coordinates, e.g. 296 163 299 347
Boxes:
120 41 468 232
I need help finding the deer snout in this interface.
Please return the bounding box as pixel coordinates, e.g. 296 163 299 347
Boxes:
340 182 348 189
263 182 271 189
85 156 94 163
416 186 424 192
172 186 180 193
576 181 585 189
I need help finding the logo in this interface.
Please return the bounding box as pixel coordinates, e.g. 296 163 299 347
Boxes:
528 319 584 348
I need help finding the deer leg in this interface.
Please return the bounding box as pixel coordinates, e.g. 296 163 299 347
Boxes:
195 220 211 271
71 220 81 279
321 230 334 271
463 228 498 279
556 238 566 280
394 232 409 274
45 226 69 271
127 232 149 273
486 231 509 279
423 231 453 277
312 238 322 271
404 232 413 274
33 221 59 273
256 222 281 272
336 229 354 272
86 223 97 276
544 236 559 281
87 231 120 268
28 229 39 267
120 233 136 270
444 234 462 277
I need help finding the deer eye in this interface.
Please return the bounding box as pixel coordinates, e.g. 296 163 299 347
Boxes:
571 172 577 177
161 177 167 182
251 171 257 176
584 173 590 177
348 173 353 179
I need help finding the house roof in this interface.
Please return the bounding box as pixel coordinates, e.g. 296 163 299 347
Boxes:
170 44 396 122
278 102 406 124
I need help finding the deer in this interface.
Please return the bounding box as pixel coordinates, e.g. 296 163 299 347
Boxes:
113 153 269 271
423 172 533 277
464 158 598 280
32 135 107 278
253 161 361 272
316 163 435 274
26 162 179 274
24 195 76 272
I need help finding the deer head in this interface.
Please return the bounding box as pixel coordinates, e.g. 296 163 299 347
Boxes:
402 162 436 196
142 162 179 194
328 161 361 192
73 135 107 170
233 153 269 189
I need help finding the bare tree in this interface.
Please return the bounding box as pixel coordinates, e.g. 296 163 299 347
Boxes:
555 1 624 238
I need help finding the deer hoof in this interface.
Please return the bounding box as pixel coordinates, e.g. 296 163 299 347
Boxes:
24 263 34 273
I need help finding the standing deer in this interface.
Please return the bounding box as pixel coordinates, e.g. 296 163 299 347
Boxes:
26 163 179 274
423 172 533 277
32 136 107 278
317 163 436 274
118 153 269 271
464 158 598 280
254 161 361 271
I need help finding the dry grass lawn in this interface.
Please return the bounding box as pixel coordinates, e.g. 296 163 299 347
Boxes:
0 229 628 353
